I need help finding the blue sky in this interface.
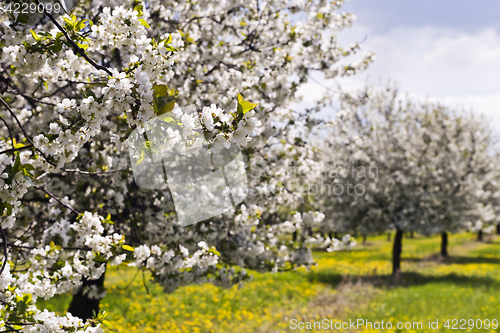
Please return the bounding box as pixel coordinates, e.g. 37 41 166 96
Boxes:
301 0 500 129
341 0 500 34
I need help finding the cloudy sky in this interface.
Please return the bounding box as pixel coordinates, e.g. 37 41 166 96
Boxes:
301 0 500 130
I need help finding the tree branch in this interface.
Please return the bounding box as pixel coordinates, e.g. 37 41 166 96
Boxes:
33 185 81 215
42 8 113 76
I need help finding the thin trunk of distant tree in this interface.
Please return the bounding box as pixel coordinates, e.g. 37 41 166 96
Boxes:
328 232 333 239
497 224 500 235
292 230 297 241
477 230 483 242
68 270 106 320
410 231 414 238
363 235 367 244
440 232 448 257
387 232 391 241
392 228 403 276
334 232 339 239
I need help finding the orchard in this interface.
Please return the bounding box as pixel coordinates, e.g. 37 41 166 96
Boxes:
0 0 499 332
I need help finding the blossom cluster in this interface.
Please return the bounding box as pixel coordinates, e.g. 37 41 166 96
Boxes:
0 0 374 328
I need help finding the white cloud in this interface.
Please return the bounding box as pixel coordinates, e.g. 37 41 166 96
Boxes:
296 25 500 129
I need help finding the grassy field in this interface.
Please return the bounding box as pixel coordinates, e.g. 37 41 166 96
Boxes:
39 232 500 332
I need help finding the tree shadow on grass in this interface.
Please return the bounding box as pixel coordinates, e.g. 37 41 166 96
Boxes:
307 270 499 290
445 255 500 265
402 254 500 265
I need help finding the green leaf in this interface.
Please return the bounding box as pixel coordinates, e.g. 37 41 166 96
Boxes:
122 245 135 252
139 19 150 29
62 17 74 28
134 4 144 15
22 168 34 178
157 100 176 116
12 153 21 172
77 43 89 50
29 29 41 42
165 45 178 52
153 84 169 97
53 40 62 53
237 93 259 115
17 300 27 315
75 20 88 31
20 164 34 171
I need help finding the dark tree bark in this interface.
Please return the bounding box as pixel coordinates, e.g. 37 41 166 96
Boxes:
292 230 297 241
362 235 367 244
387 232 391 241
477 230 483 242
497 224 500 235
328 232 333 239
392 228 403 276
440 232 448 257
68 271 106 321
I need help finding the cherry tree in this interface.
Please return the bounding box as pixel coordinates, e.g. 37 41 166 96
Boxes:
0 0 372 330
317 85 498 275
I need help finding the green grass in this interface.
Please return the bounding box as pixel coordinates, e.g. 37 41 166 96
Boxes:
38 232 500 332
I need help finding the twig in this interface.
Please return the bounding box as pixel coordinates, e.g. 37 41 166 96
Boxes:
0 97 57 168
0 228 8 276
0 97 33 147
0 144 33 156
60 168 128 175
42 8 113 76
33 185 81 215
0 115 15 151
8 243 90 251
142 269 150 295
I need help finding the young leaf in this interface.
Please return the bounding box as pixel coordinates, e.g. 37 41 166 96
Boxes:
157 100 176 116
139 19 150 29
53 40 62 53
122 245 135 252
237 93 259 115
29 29 41 42
153 84 169 98
12 153 21 172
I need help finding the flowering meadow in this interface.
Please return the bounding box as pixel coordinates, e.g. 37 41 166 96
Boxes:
37 232 500 332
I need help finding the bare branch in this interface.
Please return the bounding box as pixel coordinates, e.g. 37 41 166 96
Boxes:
33 185 81 215
42 8 113 76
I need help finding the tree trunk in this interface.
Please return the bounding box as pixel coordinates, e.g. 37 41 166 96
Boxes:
410 231 415 238
292 230 297 241
68 271 106 320
387 232 391 241
440 232 448 257
334 232 339 239
328 232 333 239
392 229 403 276
362 235 367 244
477 229 483 242
497 224 500 235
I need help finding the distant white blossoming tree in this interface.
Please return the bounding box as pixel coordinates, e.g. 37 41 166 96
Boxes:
317 85 498 275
